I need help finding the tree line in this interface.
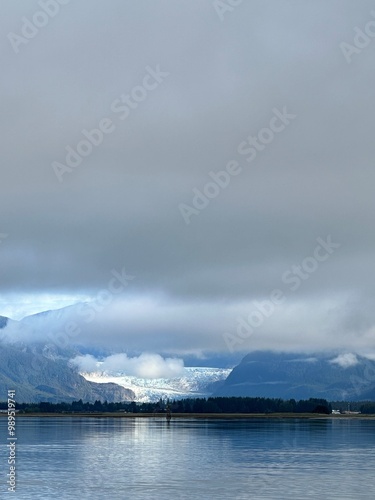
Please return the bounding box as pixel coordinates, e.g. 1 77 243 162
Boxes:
0 397 334 414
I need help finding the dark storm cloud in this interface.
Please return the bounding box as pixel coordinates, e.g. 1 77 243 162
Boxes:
1 0 375 354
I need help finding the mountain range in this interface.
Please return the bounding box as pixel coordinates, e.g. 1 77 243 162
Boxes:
0 309 230 403
214 351 375 401
2 307 375 403
0 313 134 403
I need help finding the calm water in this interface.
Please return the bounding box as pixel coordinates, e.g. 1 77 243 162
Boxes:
1 416 375 499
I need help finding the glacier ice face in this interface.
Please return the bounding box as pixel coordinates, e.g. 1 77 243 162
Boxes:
81 367 232 402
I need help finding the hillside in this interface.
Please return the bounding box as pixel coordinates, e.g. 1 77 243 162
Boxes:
214 351 375 401
0 342 135 403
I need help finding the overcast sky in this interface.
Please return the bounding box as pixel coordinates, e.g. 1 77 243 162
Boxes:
1 0 375 360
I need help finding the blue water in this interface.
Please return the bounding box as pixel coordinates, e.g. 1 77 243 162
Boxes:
1 417 375 499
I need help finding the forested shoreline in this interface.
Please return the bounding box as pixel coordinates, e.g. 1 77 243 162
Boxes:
0 397 332 414
2 397 375 414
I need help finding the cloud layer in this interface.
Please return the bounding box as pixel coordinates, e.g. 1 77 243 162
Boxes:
1 1 375 356
70 352 184 379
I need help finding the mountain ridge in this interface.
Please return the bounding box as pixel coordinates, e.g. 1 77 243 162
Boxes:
0 340 135 403
214 351 375 401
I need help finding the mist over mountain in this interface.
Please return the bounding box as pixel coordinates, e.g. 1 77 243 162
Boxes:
0 306 232 403
3 305 375 404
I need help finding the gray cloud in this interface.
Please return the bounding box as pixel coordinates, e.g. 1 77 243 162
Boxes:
1 0 375 357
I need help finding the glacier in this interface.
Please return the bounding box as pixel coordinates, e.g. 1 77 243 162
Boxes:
81 367 232 402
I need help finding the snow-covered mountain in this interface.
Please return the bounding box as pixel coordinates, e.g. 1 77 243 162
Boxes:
82 367 232 402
